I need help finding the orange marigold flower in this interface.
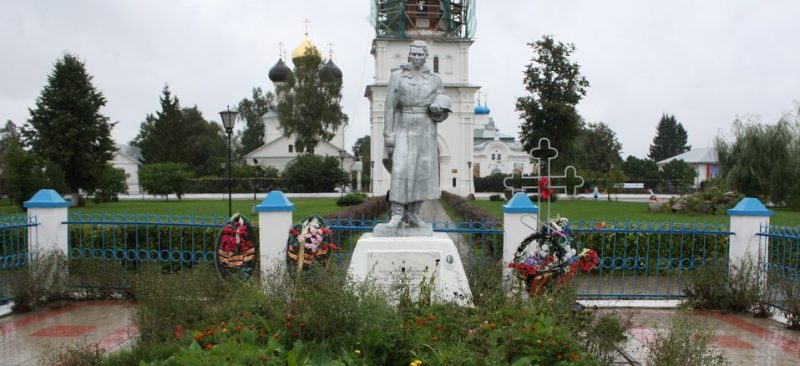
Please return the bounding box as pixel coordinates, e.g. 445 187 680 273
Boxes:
194 333 204 342
571 354 580 361
174 325 184 340
204 343 214 350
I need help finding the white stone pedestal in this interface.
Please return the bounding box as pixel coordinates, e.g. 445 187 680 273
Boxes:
347 232 472 306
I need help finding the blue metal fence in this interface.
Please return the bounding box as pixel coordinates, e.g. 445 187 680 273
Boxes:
569 221 732 299
0 215 37 271
757 224 800 307
65 212 231 272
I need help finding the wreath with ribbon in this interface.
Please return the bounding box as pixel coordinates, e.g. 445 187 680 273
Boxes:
508 217 599 295
286 215 339 270
215 214 257 281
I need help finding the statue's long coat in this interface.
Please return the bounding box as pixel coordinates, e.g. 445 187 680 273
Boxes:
383 64 446 204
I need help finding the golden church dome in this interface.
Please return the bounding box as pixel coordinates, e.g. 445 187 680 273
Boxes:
291 34 320 60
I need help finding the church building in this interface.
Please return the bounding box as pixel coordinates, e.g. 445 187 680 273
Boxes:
366 0 479 196
471 101 535 177
244 32 354 173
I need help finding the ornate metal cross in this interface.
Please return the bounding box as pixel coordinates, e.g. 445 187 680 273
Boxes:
503 137 585 197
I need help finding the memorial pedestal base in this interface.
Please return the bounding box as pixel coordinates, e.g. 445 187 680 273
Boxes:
347 232 472 306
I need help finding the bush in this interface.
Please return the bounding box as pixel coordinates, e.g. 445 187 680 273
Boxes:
683 257 768 314
645 317 728 366
139 163 193 199
47 343 104 366
777 276 800 330
94 166 128 203
489 194 504 201
336 192 367 206
282 154 347 192
10 250 69 312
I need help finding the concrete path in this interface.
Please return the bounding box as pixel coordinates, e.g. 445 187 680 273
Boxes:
420 200 471 262
0 301 137 365
617 309 800 365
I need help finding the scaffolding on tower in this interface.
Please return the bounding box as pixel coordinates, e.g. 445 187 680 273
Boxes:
370 0 476 40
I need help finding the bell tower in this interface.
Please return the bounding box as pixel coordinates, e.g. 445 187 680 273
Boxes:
365 0 479 196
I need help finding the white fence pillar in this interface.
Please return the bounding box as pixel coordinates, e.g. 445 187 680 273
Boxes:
256 191 294 281
728 197 773 265
23 189 70 256
503 193 538 283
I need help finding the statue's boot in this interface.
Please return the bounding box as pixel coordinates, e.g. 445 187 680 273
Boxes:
384 202 405 228
406 201 427 227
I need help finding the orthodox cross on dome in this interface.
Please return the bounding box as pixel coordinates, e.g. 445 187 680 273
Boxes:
278 42 284 59
503 137 584 198
303 18 311 35
327 42 334 59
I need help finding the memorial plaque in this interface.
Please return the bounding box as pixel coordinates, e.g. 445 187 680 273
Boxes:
366 250 442 293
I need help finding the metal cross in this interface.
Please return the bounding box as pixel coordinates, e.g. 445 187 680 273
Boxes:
303 19 311 35
502 137 584 196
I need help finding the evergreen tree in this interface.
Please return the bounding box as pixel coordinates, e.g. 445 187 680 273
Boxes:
132 85 189 164
0 120 20 156
622 156 660 185
516 36 589 165
237 87 274 156
574 122 622 173
648 114 690 162
276 49 348 153
182 106 227 176
22 53 116 197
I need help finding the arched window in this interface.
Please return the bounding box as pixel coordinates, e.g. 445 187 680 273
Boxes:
498 154 502 161
288 145 293 153
491 153 495 160
452 177 457 187
433 56 439 73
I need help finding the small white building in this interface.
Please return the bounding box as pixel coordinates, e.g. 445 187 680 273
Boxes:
471 104 534 177
111 144 142 195
657 147 719 187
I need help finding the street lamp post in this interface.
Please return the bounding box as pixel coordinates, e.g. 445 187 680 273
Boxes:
338 149 346 197
220 107 238 217
370 160 375 196
467 161 472 195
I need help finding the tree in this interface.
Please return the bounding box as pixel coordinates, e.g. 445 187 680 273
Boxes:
352 135 370 186
139 163 192 200
716 113 800 207
516 35 589 166
574 122 622 173
276 49 348 153
237 87 275 156
22 53 116 198
132 87 226 175
0 120 20 156
94 166 128 203
282 154 347 193
622 156 660 185
648 114 690 162
0 139 67 207
660 159 697 192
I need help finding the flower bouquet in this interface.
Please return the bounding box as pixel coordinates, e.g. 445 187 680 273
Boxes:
215 213 257 280
508 217 599 295
286 215 338 269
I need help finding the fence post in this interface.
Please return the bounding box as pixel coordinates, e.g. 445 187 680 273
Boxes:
256 191 294 281
23 189 70 256
728 197 773 266
503 193 538 284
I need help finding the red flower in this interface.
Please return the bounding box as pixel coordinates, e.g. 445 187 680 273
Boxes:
174 325 184 340
204 343 214 350
220 235 237 252
321 227 332 235
289 228 300 236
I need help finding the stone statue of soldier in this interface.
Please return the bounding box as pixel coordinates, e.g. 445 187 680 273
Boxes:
382 40 451 230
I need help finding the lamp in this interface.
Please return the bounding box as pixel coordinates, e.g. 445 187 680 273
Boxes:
219 107 238 217
338 149 346 197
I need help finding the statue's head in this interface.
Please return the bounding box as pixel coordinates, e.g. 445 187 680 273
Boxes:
408 40 428 69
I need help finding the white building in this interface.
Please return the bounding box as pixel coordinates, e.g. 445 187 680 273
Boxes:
366 0 479 196
471 104 534 177
111 144 142 195
243 32 354 174
657 147 719 187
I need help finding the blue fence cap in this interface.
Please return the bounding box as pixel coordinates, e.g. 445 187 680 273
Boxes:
256 191 294 212
23 189 70 208
503 192 539 214
728 197 774 217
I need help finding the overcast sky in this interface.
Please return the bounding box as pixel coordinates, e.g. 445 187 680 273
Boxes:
1 1 798 159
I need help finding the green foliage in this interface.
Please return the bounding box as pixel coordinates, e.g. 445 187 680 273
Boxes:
683 257 767 314
352 135 370 186
648 114 690 162
0 138 67 206
93 166 128 203
777 276 800 330
573 122 622 173
47 343 105 366
276 48 348 153
622 155 660 185
139 163 193 199
9 250 69 312
489 194 504 202
237 87 275 156
645 317 728 366
716 113 800 208
667 188 742 215
132 87 226 175
282 154 347 193
336 192 367 206
474 173 513 192
659 159 697 191
22 53 116 195
516 35 589 164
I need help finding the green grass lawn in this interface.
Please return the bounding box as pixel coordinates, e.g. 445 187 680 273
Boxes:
470 199 800 225
0 198 343 225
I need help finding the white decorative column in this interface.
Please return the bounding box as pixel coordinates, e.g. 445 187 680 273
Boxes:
24 189 70 256
255 191 294 280
502 193 538 284
728 197 773 266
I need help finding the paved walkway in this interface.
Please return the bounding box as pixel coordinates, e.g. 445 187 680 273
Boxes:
619 309 800 365
0 301 137 365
